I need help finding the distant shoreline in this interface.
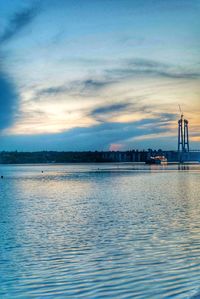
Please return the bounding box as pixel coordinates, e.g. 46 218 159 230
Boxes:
0 162 199 166
0 150 199 164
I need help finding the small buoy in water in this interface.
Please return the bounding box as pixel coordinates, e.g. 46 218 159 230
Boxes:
1 175 3 179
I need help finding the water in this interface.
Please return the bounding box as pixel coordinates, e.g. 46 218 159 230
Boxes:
0 163 200 298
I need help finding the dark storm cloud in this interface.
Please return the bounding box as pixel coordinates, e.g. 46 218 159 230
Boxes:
0 71 18 129
0 5 39 44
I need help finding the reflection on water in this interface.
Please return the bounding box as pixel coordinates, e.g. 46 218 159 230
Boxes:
178 164 190 171
0 163 200 298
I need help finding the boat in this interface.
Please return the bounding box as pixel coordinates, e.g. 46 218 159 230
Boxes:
146 155 168 165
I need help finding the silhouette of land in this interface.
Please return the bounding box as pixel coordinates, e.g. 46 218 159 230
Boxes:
0 150 199 164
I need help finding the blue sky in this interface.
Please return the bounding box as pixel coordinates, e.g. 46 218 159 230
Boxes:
0 0 199 151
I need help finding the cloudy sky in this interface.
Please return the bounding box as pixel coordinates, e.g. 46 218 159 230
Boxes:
0 0 199 151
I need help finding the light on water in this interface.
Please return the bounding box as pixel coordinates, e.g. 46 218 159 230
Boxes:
0 164 200 298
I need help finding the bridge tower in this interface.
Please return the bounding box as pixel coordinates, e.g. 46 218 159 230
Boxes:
178 106 189 162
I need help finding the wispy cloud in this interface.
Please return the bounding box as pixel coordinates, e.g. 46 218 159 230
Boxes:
0 4 40 131
17 56 197 137
0 5 39 44
2 115 175 151
89 103 132 122
107 58 200 81
91 103 131 116
37 86 68 96
35 58 200 99
36 78 115 99
0 0 199 150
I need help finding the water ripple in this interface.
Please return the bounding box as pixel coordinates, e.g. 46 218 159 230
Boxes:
0 164 200 298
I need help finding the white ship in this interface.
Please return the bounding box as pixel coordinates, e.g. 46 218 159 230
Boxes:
146 156 168 165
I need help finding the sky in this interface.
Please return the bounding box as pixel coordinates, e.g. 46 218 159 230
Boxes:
0 0 199 151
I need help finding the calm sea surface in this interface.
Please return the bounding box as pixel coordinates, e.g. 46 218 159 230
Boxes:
0 163 200 299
